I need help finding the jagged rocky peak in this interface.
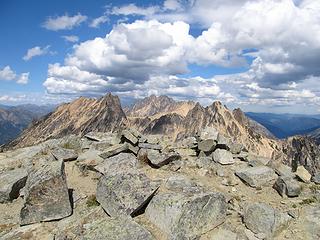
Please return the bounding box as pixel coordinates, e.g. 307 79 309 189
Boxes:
6 93 126 149
127 94 196 118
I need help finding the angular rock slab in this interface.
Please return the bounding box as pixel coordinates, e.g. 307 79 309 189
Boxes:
295 166 311 183
0 168 28 203
199 127 219 141
243 203 291 237
148 151 181 168
51 148 78 162
96 172 159 217
145 191 226 239
83 217 155 240
99 143 130 159
121 129 138 145
198 139 216 153
212 149 235 165
273 176 301 197
235 166 277 188
20 160 72 226
95 153 138 175
138 143 162 150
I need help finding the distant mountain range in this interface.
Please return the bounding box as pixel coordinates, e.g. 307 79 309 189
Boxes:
0 104 55 145
245 112 320 139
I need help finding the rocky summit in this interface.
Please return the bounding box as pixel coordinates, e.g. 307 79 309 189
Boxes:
0 125 320 240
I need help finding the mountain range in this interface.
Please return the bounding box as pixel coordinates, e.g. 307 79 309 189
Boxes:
0 104 55 145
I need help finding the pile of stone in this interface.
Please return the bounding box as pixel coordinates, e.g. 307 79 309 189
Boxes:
0 126 320 239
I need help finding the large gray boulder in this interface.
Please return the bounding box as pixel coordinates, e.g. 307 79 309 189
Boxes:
121 129 138 145
212 149 235 165
99 143 132 159
20 160 72 225
96 172 159 217
243 203 292 237
311 172 320 184
198 139 216 153
94 153 138 175
273 176 301 197
51 148 78 162
199 127 219 141
83 217 154 240
0 168 28 203
235 166 277 188
148 151 181 168
145 191 226 239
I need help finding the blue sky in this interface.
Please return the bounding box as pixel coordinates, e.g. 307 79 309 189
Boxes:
0 0 319 114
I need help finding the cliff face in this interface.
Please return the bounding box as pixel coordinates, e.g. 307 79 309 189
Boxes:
7 94 126 149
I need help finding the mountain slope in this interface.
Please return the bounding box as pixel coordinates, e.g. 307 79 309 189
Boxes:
246 112 320 138
0 105 54 145
6 94 126 149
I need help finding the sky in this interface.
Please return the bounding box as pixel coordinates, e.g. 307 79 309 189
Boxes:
0 0 320 114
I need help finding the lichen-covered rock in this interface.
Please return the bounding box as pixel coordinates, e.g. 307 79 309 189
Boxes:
198 139 216 153
51 148 78 162
121 129 138 145
165 175 203 193
96 172 159 217
99 143 130 159
20 160 72 225
212 149 235 165
83 217 155 240
95 153 138 175
148 151 181 168
145 191 226 239
243 203 292 237
0 168 28 203
207 228 237 240
273 176 301 197
235 166 277 188
298 206 320 239
199 127 219 141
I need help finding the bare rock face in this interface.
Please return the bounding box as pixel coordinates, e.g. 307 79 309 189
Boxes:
0 168 27 203
20 160 72 226
7 93 127 149
235 166 277 188
96 172 159 217
145 191 226 239
243 203 292 237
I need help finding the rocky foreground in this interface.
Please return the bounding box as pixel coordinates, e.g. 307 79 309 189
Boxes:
0 127 320 240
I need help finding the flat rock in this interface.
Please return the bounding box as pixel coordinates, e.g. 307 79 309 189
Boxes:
175 148 197 157
83 217 154 240
243 202 291 237
0 168 28 203
95 153 138 175
99 143 130 159
235 166 277 188
198 139 216 153
199 127 219 141
273 176 301 197
85 132 119 143
165 175 203 193
295 166 311 183
213 149 235 165
51 148 78 162
121 129 138 145
247 154 271 166
298 206 320 239
274 164 295 178
20 160 72 225
76 149 104 170
96 171 159 217
138 143 162 150
207 228 237 240
148 151 181 168
145 191 226 239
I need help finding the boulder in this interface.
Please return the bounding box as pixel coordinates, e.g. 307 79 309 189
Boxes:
274 164 295 178
235 166 277 188
243 202 292 237
175 148 197 157
207 228 237 240
95 153 138 175
298 206 320 239
76 149 104 171
96 172 159 217
83 217 154 240
216 134 230 150
198 139 216 153
229 142 244 154
0 168 28 203
295 166 311 183
213 149 235 165
138 143 162 150
165 175 203 193
273 176 301 197
85 132 119 143
51 148 78 162
121 129 138 145
145 191 226 239
99 143 130 159
247 154 271 166
148 151 181 168
199 127 219 141
20 160 72 225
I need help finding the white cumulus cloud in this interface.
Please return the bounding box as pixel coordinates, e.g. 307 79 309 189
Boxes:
23 45 52 61
0 66 29 84
42 13 87 31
